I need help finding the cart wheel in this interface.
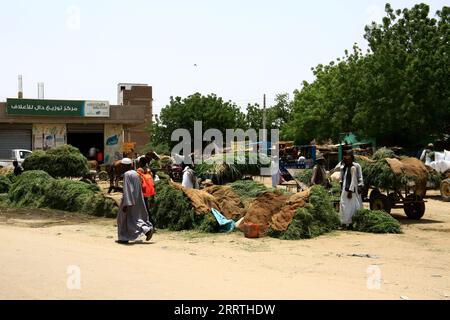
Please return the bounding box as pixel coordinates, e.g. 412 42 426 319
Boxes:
370 193 392 214
369 189 381 202
440 179 450 202
388 192 399 206
404 195 425 220
98 171 109 181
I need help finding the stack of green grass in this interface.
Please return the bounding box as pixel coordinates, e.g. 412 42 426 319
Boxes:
357 151 415 191
372 147 396 160
153 180 223 233
228 180 269 200
329 181 342 201
23 145 90 178
294 169 313 186
153 180 199 231
427 169 442 188
195 152 270 184
0 193 9 207
7 170 117 217
196 212 220 233
269 185 340 240
352 209 401 234
0 175 11 193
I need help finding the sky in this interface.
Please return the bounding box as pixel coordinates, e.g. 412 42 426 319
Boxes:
0 0 447 115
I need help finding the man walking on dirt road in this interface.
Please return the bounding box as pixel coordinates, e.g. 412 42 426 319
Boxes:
117 159 154 244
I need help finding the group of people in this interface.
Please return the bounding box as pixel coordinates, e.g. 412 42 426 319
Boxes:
309 150 364 229
116 149 364 243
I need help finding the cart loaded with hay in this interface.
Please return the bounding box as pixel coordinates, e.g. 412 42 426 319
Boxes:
357 155 429 220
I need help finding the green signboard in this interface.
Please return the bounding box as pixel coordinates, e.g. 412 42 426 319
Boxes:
6 98 84 116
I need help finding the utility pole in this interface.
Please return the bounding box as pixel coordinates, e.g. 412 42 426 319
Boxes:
262 94 267 132
262 94 267 152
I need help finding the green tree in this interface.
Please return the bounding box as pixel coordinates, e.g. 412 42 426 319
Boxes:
246 93 293 132
149 93 246 149
284 3 450 147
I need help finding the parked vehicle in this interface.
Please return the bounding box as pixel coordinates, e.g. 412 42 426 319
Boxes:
0 149 32 168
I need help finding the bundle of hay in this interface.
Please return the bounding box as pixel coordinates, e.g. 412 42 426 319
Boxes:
329 181 342 201
426 166 442 188
195 152 270 184
23 145 89 178
372 147 396 160
228 180 269 202
8 170 117 217
269 186 340 240
357 157 398 190
352 209 401 234
294 169 313 187
0 193 9 207
0 175 11 193
153 180 199 231
357 156 427 195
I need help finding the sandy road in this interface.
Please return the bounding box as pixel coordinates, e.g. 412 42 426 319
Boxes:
0 195 449 300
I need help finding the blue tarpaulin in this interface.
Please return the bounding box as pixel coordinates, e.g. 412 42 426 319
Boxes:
211 208 235 233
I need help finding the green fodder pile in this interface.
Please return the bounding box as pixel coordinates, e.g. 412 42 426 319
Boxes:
372 147 396 161
269 185 340 240
357 158 398 190
153 180 199 231
294 169 313 186
427 168 442 188
0 193 10 207
197 211 220 233
8 170 117 217
23 145 89 178
195 152 270 184
0 175 11 193
329 181 341 197
352 209 401 234
228 180 269 201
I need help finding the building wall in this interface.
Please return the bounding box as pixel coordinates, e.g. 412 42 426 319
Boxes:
0 101 150 159
0 103 147 125
118 84 153 151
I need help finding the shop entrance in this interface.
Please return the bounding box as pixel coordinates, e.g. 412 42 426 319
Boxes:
66 124 104 162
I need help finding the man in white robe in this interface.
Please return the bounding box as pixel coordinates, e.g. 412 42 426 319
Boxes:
339 151 364 227
117 162 154 244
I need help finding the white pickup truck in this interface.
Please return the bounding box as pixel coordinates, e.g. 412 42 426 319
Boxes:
0 149 33 168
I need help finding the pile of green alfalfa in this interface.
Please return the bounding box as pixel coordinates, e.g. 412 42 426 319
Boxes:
294 169 313 186
0 168 18 193
356 155 411 191
357 148 421 191
352 209 401 234
269 185 340 240
372 147 396 161
23 145 90 178
153 179 207 231
7 170 117 217
0 175 11 193
427 168 442 188
228 180 269 201
195 152 270 184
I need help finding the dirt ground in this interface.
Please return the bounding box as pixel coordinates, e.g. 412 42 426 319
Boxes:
0 191 449 300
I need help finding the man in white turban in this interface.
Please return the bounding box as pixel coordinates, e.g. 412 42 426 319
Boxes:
117 159 154 244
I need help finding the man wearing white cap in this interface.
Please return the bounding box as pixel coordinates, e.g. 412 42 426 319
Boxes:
117 158 154 244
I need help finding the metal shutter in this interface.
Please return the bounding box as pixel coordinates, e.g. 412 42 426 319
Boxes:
0 129 32 159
